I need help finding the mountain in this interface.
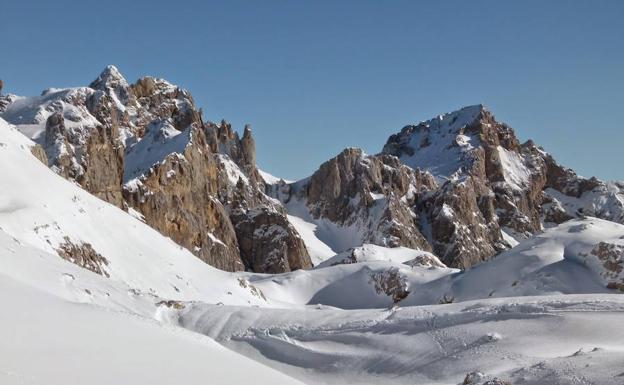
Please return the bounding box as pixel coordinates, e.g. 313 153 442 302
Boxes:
274 104 624 268
1 68 624 385
0 66 311 273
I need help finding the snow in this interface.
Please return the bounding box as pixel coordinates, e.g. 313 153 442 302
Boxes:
545 184 624 224
218 154 250 185
0 116 304 383
178 294 624 385
316 243 440 268
286 214 336 265
123 120 191 183
0 117 269 307
0 268 302 385
0 87 100 137
281 196 366 262
497 146 532 190
258 168 292 184
3 97 624 385
500 228 520 247
390 105 483 180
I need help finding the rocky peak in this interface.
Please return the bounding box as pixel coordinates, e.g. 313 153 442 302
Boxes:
282 104 623 269
89 65 131 106
130 76 198 131
90 65 128 90
283 147 433 252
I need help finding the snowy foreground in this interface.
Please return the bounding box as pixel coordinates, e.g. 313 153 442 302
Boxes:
1 114 624 385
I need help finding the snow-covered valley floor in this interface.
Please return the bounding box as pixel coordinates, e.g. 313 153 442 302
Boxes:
179 295 624 385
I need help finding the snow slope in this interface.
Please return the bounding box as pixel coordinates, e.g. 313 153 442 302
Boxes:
280 194 371 264
0 117 268 307
0 267 302 385
0 116 304 384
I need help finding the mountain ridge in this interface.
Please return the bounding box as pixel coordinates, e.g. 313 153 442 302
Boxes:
2 66 623 272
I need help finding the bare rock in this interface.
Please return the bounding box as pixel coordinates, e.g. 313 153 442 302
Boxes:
232 207 312 273
56 236 109 277
368 267 410 303
303 148 432 251
123 125 244 272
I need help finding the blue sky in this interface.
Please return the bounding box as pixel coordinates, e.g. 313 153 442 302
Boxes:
1 1 623 180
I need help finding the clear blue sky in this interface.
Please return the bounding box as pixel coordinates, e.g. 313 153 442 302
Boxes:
1 1 622 180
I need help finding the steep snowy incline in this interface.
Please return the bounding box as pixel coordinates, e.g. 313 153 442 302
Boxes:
0 117 266 306
0 260 303 385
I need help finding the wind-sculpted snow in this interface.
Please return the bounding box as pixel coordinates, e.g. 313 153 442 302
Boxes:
178 295 624 385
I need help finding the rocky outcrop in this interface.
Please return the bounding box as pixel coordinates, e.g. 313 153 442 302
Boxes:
278 105 623 269
29 144 48 165
231 207 312 273
41 96 125 208
56 236 109 277
1 66 312 274
294 148 434 251
369 267 410 303
6 68 622 275
79 121 124 207
130 76 199 132
379 105 624 267
583 241 624 291
123 123 244 271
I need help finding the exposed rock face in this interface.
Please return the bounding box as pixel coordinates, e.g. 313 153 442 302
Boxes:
368 267 410 303
232 207 311 273
403 252 447 269
122 123 243 271
56 236 109 277
582 241 624 291
378 105 624 267
130 76 199 132
276 104 624 269
29 144 48 165
1 65 312 273
80 121 124 207
5 68 622 275
292 147 434 251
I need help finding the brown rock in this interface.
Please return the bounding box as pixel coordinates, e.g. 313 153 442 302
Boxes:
56 236 109 277
123 126 244 272
232 207 312 273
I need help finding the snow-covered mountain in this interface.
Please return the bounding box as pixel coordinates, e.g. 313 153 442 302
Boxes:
273 104 624 269
1 66 311 273
1 68 623 385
